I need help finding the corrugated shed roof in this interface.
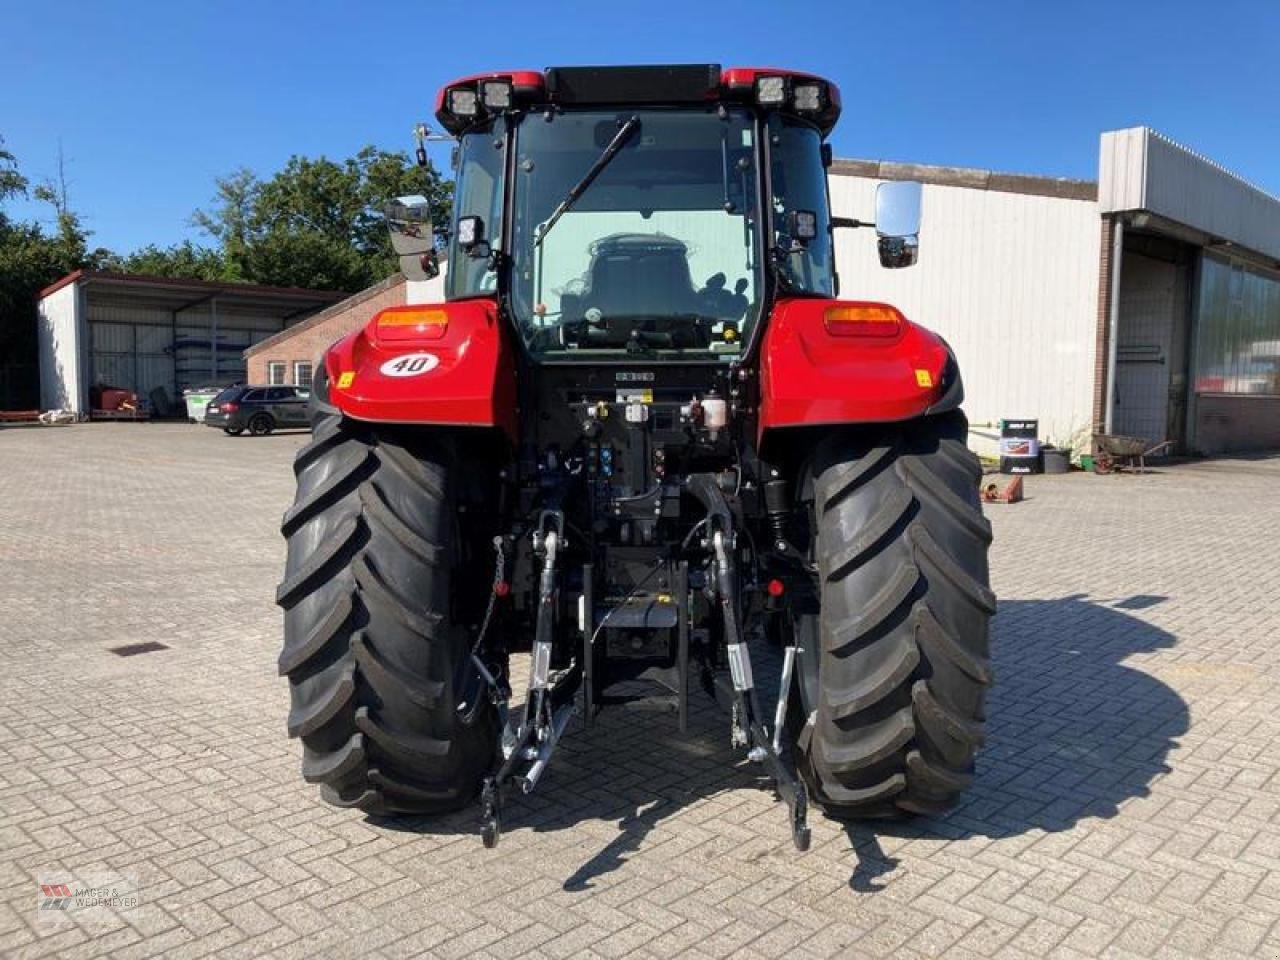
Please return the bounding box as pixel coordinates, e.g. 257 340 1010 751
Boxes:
831 158 1097 202
38 270 347 310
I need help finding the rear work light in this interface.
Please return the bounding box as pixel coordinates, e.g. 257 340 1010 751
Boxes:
480 79 513 110
455 216 483 248
823 303 905 338
793 82 825 112
754 74 787 105
447 87 479 117
376 306 449 341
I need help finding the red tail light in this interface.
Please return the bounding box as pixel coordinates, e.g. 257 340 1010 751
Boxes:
221 402 239 412
823 303 905 339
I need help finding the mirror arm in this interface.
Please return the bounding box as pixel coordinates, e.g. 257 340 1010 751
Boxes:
831 216 873 230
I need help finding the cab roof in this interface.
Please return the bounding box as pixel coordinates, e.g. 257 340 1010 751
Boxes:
433 64 841 136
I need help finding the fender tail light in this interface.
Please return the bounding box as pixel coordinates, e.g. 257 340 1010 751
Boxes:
823 303 904 339
375 306 449 342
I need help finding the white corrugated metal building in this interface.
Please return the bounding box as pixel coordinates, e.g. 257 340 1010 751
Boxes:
830 125 1280 456
829 161 1100 449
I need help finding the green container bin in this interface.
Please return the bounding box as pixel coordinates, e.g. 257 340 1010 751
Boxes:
184 390 220 422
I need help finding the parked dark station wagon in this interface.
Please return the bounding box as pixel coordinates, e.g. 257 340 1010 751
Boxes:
204 384 310 435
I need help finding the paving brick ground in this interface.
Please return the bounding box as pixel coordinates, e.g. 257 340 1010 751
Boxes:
3 422 1280 959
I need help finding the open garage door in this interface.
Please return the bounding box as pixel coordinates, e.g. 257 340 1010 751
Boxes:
1113 250 1190 449
89 322 175 409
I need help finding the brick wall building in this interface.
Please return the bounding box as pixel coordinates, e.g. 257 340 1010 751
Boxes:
245 274 408 388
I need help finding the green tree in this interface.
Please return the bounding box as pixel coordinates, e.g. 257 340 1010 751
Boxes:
0 138 450 407
193 146 450 292
105 241 229 281
189 167 256 280
0 138 110 407
0 140 26 203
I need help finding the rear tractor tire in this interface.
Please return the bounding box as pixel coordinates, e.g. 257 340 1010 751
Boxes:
790 411 994 818
276 371 498 814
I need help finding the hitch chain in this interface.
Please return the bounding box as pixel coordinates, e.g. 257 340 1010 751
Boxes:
469 536 508 704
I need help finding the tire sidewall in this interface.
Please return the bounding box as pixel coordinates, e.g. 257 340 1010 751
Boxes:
786 412 992 817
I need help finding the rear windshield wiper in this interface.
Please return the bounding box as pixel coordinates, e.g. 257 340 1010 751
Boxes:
536 115 640 246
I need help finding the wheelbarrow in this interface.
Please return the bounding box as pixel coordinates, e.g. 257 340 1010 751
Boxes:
1092 434 1173 474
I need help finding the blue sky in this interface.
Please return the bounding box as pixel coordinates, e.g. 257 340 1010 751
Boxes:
4 0 1277 254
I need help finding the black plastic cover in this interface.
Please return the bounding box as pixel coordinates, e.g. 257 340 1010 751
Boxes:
596 598 678 630
545 64 721 104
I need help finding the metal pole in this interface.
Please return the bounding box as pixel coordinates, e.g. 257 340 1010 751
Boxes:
210 296 218 383
1103 217 1124 434
582 563 594 730
676 561 689 733
772 644 797 755
77 281 89 417
171 310 178 398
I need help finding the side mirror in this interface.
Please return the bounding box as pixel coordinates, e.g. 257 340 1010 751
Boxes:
385 195 439 281
875 181 922 269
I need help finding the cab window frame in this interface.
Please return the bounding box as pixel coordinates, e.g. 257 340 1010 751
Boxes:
505 105 767 364
445 117 510 302
764 113 836 299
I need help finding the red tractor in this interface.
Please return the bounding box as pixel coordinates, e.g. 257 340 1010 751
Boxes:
277 65 993 849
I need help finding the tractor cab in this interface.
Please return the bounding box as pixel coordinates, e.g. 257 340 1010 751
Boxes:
406 65 920 364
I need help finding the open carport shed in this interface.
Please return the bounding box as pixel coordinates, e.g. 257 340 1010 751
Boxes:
37 271 343 416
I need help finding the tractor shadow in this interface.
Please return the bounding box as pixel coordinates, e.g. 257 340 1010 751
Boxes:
840 592 1189 891
372 594 1188 893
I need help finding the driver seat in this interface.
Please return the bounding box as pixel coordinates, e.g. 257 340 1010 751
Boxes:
587 246 699 317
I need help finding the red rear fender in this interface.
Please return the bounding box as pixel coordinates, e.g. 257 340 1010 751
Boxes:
759 299 953 437
323 299 518 443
